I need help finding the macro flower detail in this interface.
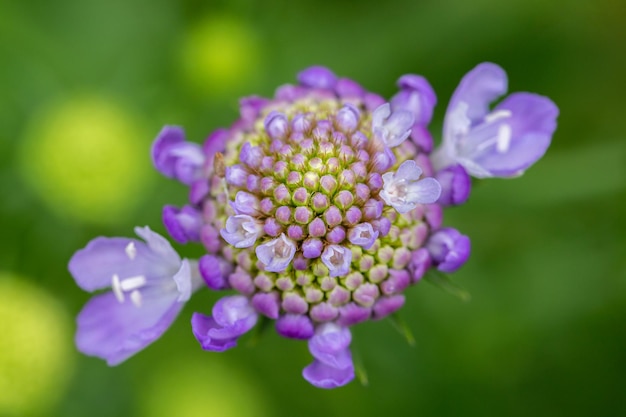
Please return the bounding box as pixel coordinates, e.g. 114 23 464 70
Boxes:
68 226 202 365
220 214 263 248
191 295 258 351
69 64 557 389
426 227 471 273
303 323 354 389
432 62 559 178
372 103 414 148
151 126 205 185
255 233 297 272
380 160 442 213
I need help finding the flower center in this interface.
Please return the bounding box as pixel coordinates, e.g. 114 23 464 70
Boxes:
204 93 435 323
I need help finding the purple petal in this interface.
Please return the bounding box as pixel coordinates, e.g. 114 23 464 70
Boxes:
232 191 260 215
408 248 431 283
151 126 185 177
348 223 379 249
220 215 262 248
297 66 337 90
302 357 354 389
251 292 280 319
410 125 434 153
255 234 296 273
426 228 471 273
192 295 258 352
203 128 229 158
435 164 471 206
447 62 508 125
372 295 405 319
308 323 352 366
264 111 290 140
189 179 210 205
151 125 205 185
134 226 180 263
162 205 203 244
337 302 371 326
275 314 314 339
76 290 182 365
211 295 258 333
198 254 232 290
476 92 558 176
321 245 352 277
334 78 365 99
302 238 323 259
239 96 269 126
191 313 237 352
69 228 179 292
391 74 437 126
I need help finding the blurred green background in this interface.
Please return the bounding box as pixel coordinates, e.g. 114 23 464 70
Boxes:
1 0 625 416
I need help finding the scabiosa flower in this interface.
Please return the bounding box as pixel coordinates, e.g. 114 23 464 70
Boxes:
68 226 203 365
69 63 557 388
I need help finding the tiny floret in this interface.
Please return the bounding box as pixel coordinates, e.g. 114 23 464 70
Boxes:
255 234 297 272
380 160 442 213
220 215 262 248
372 103 415 148
348 223 379 249
321 245 352 277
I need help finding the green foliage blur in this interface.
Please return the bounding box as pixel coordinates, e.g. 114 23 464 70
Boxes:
1 0 625 416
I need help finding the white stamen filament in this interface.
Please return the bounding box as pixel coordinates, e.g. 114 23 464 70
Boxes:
119 275 147 291
112 274 124 302
125 242 137 260
496 124 512 153
130 290 142 307
111 274 147 306
484 109 512 123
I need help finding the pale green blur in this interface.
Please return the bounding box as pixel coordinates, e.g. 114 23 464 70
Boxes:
0 275 74 416
19 96 151 225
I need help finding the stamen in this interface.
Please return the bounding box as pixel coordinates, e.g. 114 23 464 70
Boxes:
125 242 137 260
111 274 124 302
496 124 512 153
484 109 512 123
130 290 142 307
119 275 147 291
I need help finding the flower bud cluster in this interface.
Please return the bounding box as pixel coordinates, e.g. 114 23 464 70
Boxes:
191 72 443 329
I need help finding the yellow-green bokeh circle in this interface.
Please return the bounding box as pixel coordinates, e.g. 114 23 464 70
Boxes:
19 96 151 225
180 15 262 96
140 358 271 417
0 275 74 416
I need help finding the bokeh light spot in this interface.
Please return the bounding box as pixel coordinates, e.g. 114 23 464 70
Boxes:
19 96 151 225
180 15 262 96
0 275 74 416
